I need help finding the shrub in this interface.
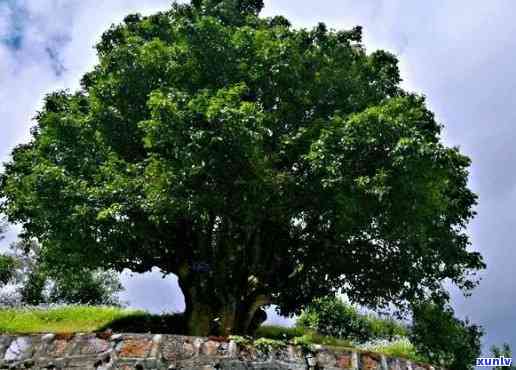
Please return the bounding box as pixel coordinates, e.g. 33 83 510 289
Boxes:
254 337 286 352
297 296 407 343
228 335 251 346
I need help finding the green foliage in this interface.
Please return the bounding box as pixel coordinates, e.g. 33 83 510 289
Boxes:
0 255 16 286
358 337 426 363
491 343 515 370
410 301 483 370
0 306 141 334
0 222 16 286
19 268 47 305
255 325 352 348
7 240 123 306
0 0 484 335
297 296 407 343
290 335 314 352
294 332 353 348
255 325 305 340
48 270 123 306
228 335 251 346
254 337 286 351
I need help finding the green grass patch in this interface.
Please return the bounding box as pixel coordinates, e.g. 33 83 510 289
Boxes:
255 325 305 340
0 306 144 334
359 338 427 363
256 325 353 348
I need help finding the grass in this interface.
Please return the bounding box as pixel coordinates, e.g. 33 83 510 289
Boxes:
255 325 305 340
358 337 427 363
0 306 143 334
0 306 190 334
256 325 353 347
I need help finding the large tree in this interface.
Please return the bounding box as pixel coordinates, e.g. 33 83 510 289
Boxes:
0 0 484 335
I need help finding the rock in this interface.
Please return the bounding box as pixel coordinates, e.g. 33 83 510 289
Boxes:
41 334 55 342
361 354 380 370
183 342 196 357
228 341 238 357
4 337 32 363
0 333 440 370
202 340 220 356
110 334 123 342
306 353 317 368
316 350 336 367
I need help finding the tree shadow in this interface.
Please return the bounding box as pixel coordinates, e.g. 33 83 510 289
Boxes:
97 312 186 334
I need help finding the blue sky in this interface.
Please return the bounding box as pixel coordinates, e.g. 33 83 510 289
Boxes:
1 0 516 355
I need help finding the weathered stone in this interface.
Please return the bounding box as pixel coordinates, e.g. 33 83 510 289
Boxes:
118 365 134 370
219 359 248 370
285 345 303 363
41 334 55 342
75 336 110 355
4 337 32 363
202 340 221 356
183 341 196 357
337 354 353 369
401 361 412 370
317 350 337 367
193 337 205 354
387 358 400 370
0 333 442 370
0 336 12 359
380 355 388 370
413 365 428 370
306 353 317 367
361 354 380 370
110 334 123 342
228 341 238 358
162 336 191 361
47 338 70 358
54 332 74 341
118 336 152 358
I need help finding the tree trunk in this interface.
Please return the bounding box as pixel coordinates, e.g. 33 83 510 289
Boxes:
179 274 268 336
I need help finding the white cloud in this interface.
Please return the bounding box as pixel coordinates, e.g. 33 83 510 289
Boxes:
0 0 173 163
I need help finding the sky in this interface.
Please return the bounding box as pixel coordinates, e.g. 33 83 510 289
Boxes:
0 0 515 356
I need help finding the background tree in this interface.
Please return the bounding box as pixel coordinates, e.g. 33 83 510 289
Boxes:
0 222 16 286
3 239 123 306
410 300 482 370
0 0 484 335
491 343 515 369
0 255 16 287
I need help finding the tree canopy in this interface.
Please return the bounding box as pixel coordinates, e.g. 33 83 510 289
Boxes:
0 0 484 335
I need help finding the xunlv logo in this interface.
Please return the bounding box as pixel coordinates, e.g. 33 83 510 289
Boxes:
476 356 513 366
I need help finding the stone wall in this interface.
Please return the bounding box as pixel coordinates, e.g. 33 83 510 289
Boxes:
0 333 441 370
